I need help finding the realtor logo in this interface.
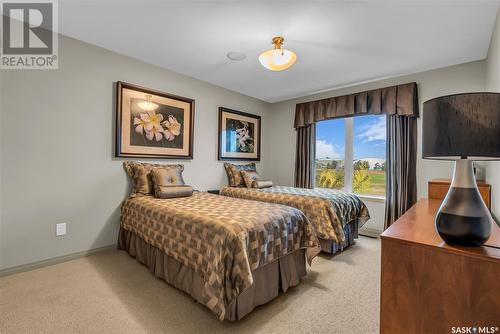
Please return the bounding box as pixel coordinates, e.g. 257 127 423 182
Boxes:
1 0 58 69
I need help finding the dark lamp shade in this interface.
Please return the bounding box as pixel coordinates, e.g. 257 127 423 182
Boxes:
422 92 500 161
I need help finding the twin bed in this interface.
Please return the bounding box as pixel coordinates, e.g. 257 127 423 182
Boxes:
119 162 370 320
221 185 369 253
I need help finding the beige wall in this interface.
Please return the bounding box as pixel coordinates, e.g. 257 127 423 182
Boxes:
485 9 500 220
266 60 490 232
0 36 270 270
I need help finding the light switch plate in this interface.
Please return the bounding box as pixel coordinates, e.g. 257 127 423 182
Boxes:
56 223 66 236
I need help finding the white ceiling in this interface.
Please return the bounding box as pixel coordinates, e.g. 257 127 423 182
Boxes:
59 1 500 102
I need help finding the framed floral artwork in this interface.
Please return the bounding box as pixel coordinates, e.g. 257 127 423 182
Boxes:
115 81 194 159
218 107 261 161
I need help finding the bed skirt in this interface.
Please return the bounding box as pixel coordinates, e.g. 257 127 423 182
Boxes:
319 219 359 254
117 227 306 321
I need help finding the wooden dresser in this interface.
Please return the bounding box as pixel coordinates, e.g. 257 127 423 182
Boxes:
428 178 491 209
380 199 500 334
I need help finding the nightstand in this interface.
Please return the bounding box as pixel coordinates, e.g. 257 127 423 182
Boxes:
428 178 491 210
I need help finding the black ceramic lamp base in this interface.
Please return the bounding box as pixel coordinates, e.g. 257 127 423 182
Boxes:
435 159 493 247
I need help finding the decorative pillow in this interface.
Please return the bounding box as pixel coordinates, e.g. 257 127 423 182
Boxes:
224 162 256 187
154 185 194 199
123 161 184 197
240 170 274 189
253 180 273 189
241 170 260 188
151 168 185 188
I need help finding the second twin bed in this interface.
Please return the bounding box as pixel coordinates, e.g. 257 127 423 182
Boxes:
221 162 370 254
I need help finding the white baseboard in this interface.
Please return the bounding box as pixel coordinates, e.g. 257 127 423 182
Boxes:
0 244 117 277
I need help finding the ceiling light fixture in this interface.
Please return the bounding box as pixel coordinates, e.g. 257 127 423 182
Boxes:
259 36 296 71
138 94 159 111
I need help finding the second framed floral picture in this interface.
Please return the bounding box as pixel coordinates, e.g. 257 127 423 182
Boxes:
115 81 194 159
218 107 261 161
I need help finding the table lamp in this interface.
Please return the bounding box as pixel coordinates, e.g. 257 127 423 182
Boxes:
422 92 500 246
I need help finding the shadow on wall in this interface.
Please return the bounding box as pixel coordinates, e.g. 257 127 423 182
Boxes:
88 163 132 253
89 81 130 251
86 81 124 254
87 81 132 253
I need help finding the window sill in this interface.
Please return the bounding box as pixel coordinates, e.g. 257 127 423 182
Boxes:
356 194 386 202
314 187 386 202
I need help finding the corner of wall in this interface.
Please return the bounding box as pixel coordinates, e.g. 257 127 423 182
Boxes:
485 7 500 220
265 101 297 186
486 8 500 87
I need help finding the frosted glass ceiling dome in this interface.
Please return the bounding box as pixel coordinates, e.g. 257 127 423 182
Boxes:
259 36 297 71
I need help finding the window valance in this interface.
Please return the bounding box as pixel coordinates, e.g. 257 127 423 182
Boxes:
294 82 418 128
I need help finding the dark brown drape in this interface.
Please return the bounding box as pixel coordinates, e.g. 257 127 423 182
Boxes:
295 124 316 188
384 115 418 229
294 82 418 128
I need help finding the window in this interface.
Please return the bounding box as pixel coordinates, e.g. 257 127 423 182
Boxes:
315 114 386 197
315 118 345 190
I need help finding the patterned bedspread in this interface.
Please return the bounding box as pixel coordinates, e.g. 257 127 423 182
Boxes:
221 186 370 242
120 192 320 320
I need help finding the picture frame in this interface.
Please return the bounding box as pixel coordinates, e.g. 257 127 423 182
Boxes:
115 81 194 159
218 107 261 161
